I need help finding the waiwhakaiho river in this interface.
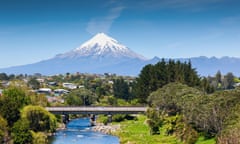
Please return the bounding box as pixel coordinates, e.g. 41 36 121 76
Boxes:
48 118 119 144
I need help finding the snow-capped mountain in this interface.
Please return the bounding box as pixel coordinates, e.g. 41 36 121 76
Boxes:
1 33 240 76
56 33 146 60
0 33 151 75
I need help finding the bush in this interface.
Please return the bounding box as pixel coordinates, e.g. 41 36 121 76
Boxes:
31 131 48 144
0 115 7 143
97 115 109 125
112 114 126 122
11 119 32 144
177 124 198 144
21 105 57 133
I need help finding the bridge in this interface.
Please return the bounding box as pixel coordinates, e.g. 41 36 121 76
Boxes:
46 106 147 124
46 106 147 115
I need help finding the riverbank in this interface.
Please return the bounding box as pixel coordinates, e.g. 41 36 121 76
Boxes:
91 123 120 134
49 118 119 144
92 115 216 144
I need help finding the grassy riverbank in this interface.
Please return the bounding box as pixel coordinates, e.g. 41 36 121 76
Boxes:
113 115 216 144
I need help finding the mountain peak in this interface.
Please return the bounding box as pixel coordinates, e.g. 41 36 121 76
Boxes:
76 32 120 50
57 33 146 60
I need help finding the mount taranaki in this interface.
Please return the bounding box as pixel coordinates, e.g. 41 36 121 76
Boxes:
1 33 240 76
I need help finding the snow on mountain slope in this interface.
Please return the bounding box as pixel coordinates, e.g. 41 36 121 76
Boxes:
56 33 146 60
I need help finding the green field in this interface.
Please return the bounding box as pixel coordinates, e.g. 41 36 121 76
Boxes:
113 115 215 144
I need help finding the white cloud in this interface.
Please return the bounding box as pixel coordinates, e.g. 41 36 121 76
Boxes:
86 4 125 35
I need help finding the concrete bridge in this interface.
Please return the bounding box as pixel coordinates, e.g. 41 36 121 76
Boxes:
46 106 147 115
46 106 147 125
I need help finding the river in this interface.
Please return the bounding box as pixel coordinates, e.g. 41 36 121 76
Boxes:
49 118 119 144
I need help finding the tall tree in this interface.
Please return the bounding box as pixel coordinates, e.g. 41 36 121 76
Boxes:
133 64 153 103
0 73 8 80
216 70 222 84
65 88 97 106
223 72 234 89
113 78 130 100
133 59 200 103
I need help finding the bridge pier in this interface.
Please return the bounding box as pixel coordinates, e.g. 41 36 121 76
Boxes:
107 114 112 123
62 114 69 124
90 114 96 126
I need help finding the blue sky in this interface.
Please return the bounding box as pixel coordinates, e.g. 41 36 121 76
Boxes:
0 0 240 68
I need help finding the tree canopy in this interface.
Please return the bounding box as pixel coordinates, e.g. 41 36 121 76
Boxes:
133 59 200 103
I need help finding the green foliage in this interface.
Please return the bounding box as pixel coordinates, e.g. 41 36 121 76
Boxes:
148 81 240 141
0 115 7 143
115 115 183 144
0 87 30 126
195 137 216 144
222 72 234 89
192 90 240 137
112 114 126 122
31 131 48 144
113 78 131 100
200 77 215 94
148 82 202 116
208 71 236 90
0 73 9 80
217 127 240 144
146 107 163 135
28 77 40 89
216 104 240 143
11 119 32 144
164 115 181 135
107 96 118 106
21 105 57 133
173 116 199 144
65 88 97 106
97 115 109 125
29 93 49 107
133 59 200 103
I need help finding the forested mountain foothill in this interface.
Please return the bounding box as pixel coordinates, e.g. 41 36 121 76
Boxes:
0 59 240 143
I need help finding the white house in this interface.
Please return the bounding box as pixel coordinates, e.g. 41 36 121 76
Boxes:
62 83 77 89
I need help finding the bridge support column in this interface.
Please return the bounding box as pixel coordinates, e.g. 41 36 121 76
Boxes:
62 114 69 124
90 114 96 126
108 114 112 123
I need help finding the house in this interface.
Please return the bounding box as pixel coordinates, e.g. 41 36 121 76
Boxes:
36 78 45 83
62 83 77 89
54 89 69 95
38 88 52 95
48 82 58 86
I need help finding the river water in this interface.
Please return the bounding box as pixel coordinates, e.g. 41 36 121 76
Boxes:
49 118 119 144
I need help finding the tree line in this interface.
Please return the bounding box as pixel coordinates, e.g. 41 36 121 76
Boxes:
133 59 209 103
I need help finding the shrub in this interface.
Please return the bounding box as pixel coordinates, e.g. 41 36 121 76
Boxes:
112 114 126 122
31 131 48 144
11 119 32 144
21 105 57 133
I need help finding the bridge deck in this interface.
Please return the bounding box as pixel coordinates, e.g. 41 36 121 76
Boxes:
46 106 147 115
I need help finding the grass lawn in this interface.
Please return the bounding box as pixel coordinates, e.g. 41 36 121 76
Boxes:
113 115 216 144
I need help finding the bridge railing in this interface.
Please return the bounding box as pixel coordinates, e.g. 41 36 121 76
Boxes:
45 106 147 115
